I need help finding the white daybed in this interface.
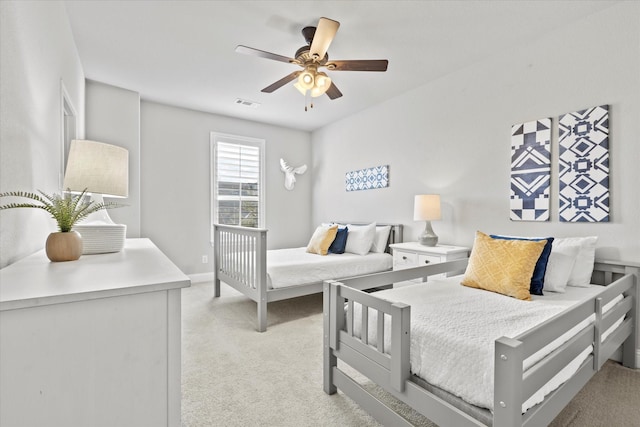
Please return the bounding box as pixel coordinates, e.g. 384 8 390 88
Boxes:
213 223 403 331
323 258 638 427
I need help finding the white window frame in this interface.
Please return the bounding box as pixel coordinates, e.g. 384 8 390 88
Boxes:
60 80 78 190
210 132 265 241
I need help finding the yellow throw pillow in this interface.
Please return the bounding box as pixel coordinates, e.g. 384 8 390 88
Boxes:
461 231 547 301
306 224 339 255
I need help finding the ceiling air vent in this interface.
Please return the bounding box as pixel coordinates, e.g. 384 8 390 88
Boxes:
234 98 260 108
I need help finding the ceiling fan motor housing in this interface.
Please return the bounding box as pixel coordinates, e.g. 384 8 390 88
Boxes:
295 46 328 65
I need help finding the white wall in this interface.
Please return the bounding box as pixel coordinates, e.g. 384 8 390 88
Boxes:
311 2 640 263
85 80 141 237
0 1 85 268
140 101 312 275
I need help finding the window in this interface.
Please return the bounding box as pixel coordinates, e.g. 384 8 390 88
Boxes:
211 133 265 232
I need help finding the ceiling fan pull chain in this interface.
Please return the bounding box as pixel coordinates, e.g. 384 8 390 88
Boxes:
304 89 311 111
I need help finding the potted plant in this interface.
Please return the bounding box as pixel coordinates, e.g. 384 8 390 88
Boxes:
0 189 121 262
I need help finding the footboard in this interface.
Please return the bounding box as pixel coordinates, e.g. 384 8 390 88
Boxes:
324 260 638 427
213 224 267 313
324 260 484 427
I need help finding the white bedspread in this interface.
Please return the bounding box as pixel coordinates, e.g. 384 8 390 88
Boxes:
267 248 392 289
355 278 620 413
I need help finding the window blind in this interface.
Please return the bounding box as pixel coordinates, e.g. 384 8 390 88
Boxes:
215 142 260 227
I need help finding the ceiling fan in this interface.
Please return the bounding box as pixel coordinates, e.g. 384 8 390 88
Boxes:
235 17 388 106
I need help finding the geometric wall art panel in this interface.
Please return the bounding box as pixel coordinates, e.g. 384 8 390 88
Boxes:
558 105 609 222
345 165 389 192
510 118 551 221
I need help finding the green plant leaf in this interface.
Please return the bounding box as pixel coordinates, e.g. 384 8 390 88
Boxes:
0 188 124 232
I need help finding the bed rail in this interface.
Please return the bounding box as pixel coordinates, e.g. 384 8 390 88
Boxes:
493 270 637 426
324 260 638 427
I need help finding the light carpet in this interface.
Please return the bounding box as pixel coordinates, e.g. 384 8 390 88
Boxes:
181 281 640 427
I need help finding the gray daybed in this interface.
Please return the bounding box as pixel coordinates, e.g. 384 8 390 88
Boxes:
323 258 638 427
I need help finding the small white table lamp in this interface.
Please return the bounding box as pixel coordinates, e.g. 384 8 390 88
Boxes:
63 139 129 254
413 194 441 246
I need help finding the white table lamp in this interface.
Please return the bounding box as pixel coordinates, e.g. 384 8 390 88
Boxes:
63 139 129 254
413 194 441 246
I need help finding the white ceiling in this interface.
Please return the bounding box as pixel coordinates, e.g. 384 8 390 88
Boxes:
64 1 619 132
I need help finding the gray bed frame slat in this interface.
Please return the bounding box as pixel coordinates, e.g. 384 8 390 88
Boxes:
522 326 594 400
213 222 403 331
324 259 639 427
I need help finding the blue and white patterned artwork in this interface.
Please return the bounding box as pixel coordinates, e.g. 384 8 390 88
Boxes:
510 118 551 221
345 165 389 192
558 105 609 222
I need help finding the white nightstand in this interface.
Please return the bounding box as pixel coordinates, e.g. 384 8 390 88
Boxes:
389 242 470 285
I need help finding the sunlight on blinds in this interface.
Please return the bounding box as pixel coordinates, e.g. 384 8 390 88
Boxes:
215 141 261 227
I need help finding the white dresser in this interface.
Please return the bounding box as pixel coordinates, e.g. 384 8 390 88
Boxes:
0 238 190 427
389 242 470 285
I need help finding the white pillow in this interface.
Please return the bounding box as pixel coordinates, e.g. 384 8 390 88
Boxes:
370 225 392 253
345 223 377 255
557 236 598 287
543 243 580 293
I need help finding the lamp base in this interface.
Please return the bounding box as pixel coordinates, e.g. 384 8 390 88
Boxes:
418 221 438 246
73 223 127 254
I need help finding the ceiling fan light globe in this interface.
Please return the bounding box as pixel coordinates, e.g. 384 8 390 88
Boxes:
298 71 314 90
293 82 308 96
316 72 330 87
310 87 323 98
310 73 332 97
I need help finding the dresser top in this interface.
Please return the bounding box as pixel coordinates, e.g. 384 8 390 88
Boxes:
0 238 191 311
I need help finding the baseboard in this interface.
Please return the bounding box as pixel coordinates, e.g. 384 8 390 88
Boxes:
188 272 214 283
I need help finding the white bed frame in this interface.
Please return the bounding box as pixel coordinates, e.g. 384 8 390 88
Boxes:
213 223 403 332
323 259 638 427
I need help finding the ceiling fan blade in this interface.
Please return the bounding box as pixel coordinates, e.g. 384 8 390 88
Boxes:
261 71 301 93
326 60 388 72
325 82 343 100
309 17 340 60
235 45 295 64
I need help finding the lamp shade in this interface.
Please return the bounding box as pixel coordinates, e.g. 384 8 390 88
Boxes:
63 140 129 198
413 194 441 221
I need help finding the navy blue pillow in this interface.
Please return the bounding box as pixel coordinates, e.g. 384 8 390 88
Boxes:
328 227 349 254
489 235 554 296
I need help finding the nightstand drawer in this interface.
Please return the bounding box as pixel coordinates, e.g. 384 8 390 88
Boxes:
418 254 441 266
393 251 417 270
419 255 446 279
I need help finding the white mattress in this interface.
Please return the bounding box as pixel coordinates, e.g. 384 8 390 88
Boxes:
354 277 621 413
266 248 392 289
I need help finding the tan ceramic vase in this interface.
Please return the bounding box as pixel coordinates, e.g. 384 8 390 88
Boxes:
45 231 83 262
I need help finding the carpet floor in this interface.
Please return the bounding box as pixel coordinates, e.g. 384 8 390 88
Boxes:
181 281 640 427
